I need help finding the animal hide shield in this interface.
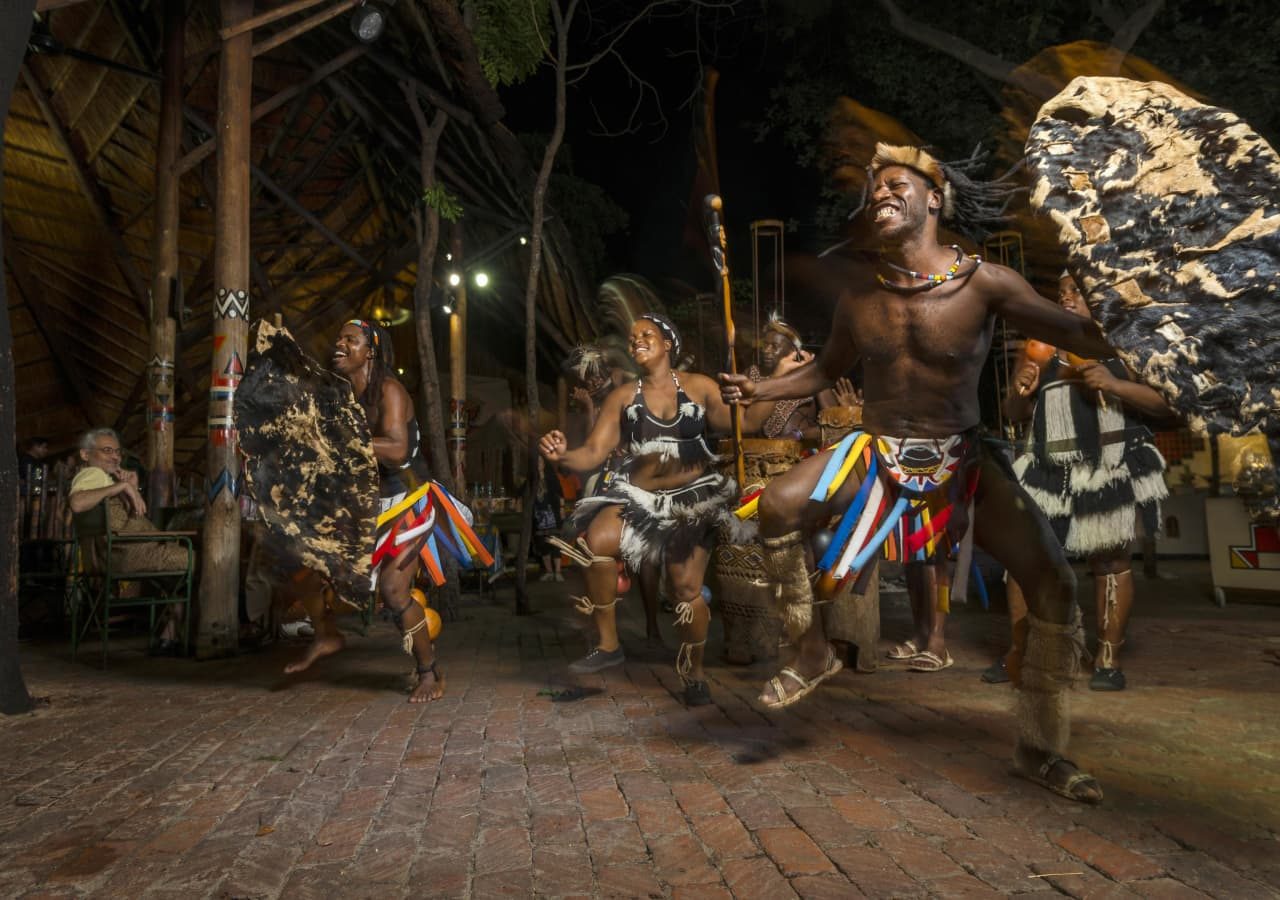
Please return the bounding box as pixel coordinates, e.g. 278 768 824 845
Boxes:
1025 76 1280 518
235 321 378 608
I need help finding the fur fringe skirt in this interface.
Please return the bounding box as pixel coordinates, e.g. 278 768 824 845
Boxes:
1014 442 1167 556
564 470 749 570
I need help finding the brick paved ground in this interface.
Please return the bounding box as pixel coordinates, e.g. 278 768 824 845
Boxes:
2 560 1278 898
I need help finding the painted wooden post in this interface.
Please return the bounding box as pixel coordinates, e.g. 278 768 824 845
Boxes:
147 0 184 511
198 0 253 658
448 226 467 492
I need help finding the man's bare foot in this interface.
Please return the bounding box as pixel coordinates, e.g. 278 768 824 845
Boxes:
410 665 445 704
1012 743 1103 804
283 635 345 674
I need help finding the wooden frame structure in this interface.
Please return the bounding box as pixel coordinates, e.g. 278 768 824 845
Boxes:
5 0 602 655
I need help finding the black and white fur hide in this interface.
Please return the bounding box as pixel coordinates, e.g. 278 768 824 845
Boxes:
1026 76 1280 519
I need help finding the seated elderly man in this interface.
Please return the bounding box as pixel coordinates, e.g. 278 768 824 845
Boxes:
68 427 188 655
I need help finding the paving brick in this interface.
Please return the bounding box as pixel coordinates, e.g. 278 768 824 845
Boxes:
672 885 731 900
534 844 593 895
671 781 730 817
1130 877 1212 899
721 855 799 899
586 819 649 866
790 873 866 899
137 816 217 857
1028 860 1142 900
691 813 757 861
874 832 967 881
594 863 665 899
889 798 971 840
531 810 584 845
789 805 870 848
647 832 719 885
1153 816 1275 872
471 866 534 897
632 798 687 836
1056 828 1165 882
941 837 1052 894
348 830 417 885
726 791 791 830
579 786 630 821
474 825 532 876
757 826 837 876
1159 852 1277 900
825 844 924 897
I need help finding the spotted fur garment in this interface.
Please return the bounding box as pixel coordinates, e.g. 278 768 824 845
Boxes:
1026 76 1279 517
236 321 379 609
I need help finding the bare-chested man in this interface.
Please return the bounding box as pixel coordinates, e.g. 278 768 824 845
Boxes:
721 144 1112 802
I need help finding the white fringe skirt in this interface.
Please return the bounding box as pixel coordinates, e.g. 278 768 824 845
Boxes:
564 470 749 570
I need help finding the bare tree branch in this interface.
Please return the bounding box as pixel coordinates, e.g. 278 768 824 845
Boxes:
1109 0 1165 55
874 0 1060 100
582 48 668 139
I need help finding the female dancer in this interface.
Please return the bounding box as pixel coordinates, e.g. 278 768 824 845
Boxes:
287 319 490 703
986 274 1172 690
539 314 748 706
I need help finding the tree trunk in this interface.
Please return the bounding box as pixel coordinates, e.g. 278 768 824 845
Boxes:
1 0 37 715
403 85 462 617
516 0 578 616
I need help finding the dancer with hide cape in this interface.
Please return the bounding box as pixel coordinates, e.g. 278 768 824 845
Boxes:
1026 76 1280 521
237 320 490 703
539 314 756 707
721 143 1115 803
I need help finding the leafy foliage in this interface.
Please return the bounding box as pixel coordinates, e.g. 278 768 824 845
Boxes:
466 0 552 87
423 185 464 222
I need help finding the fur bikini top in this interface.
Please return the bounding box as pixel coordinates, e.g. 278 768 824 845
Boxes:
619 373 716 467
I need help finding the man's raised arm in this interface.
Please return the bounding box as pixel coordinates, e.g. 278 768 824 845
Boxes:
986 266 1113 360
720 297 859 406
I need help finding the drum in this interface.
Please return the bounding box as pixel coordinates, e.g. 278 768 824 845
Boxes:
712 433 882 672
711 438 805 664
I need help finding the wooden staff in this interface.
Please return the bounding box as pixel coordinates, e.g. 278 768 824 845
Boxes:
704 194 746 488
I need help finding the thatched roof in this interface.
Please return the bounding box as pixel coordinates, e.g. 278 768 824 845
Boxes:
5 0 598 471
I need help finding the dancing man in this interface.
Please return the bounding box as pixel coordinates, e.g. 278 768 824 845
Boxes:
539 314 749 706
984 272 1171 691
720 144 1114 802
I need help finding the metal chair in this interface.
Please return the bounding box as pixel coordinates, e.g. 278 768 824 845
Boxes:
69 505 196 666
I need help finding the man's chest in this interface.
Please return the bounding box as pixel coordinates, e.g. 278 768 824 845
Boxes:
849 290 992 366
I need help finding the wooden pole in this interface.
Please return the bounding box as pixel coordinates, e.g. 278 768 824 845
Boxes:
148 0 183 511
704 194 746 488
199 0 253 659
448 226 468 492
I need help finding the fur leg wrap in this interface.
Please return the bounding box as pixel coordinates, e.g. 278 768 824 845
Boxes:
1015 609 1086 757
762 531 814 641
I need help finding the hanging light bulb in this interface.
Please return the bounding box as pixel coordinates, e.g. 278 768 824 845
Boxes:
350 2 387 43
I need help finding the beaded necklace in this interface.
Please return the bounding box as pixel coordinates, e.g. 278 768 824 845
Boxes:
876 245 981 292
